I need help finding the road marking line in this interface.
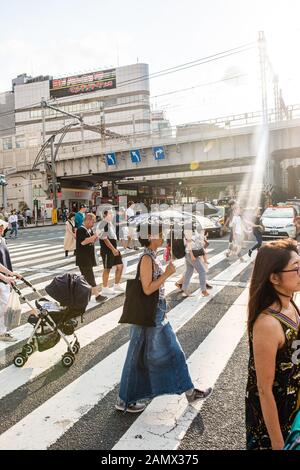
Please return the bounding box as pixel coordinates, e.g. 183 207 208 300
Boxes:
113 288 249 450
0 255 251 450
0 251 225 393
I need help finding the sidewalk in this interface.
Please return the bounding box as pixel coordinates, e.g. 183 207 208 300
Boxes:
19 221 65 229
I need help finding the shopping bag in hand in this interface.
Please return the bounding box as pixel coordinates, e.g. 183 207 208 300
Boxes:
5 289 22 330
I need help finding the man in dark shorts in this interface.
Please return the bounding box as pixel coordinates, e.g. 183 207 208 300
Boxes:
75 213 104 302
99 210 124 296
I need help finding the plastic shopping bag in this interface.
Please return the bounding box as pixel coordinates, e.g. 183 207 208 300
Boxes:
5 289 22 330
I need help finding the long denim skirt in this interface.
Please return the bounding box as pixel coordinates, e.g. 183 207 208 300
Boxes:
119 298 194 406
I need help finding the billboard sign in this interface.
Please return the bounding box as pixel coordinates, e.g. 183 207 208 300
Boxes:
50 69 116 98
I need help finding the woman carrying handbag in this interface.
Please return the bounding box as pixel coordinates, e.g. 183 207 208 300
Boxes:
0 219 23 342
64 212 76 257
116 222 212 413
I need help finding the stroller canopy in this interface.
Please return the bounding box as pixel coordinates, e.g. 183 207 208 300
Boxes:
45 273 91 314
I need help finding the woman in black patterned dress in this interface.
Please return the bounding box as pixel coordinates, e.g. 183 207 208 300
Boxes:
246 239 300 450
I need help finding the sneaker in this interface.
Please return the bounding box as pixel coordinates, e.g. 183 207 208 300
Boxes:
186 387 212 403
113 284 125 293
101 287 115 296
0 333 17 342
115 400 146 413
182 290 190 297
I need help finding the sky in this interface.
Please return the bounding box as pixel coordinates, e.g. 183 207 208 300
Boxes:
1 0 300 125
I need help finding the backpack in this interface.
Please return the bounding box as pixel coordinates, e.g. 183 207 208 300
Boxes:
284 410 300 450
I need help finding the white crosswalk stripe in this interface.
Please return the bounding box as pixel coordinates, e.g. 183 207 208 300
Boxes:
0 248 221 356
0 250 228 396
0 235 257 450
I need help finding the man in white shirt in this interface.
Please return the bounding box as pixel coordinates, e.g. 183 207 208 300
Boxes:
125 201 139 250
8 211 18 238
126 201 135 219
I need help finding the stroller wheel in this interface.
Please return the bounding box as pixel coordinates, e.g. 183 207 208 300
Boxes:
14 353 28 368
72 341 80 355
62 352 75 368
23 343 35 356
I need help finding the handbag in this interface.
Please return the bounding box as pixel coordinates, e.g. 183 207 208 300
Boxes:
5 288 22 330
192 248 205 257
119 255 159 327
68 220 75 234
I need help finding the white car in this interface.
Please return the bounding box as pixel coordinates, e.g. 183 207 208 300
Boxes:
261 206 298 239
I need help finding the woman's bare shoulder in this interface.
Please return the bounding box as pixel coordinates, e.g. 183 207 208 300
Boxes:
253 309 283 339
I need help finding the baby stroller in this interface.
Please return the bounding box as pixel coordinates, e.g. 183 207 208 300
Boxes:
13 273 92 368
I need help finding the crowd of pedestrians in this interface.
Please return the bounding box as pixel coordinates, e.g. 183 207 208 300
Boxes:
1 197 300 449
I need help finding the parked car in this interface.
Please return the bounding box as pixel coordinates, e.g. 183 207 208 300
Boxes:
261 206 298 239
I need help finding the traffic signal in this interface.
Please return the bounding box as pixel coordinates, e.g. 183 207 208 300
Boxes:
49 183 53 193
56 182 61 193
0 174 7 186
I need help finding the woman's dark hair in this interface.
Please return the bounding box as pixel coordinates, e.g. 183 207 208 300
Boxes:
248 238 298 337
137 223 163 247
68 212 75 220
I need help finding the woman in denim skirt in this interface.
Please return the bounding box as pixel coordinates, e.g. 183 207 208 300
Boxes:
116 223 212 413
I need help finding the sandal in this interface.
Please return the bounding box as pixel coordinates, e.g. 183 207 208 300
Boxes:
186 387 212 402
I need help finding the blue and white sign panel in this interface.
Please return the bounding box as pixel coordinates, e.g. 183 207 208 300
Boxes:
106 153 116 166
130 149 141 163
153 146 165 160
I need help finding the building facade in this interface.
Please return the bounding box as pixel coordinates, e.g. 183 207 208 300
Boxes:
0 63 153 210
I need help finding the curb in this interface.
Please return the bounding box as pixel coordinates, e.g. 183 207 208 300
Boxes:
19 223 65 230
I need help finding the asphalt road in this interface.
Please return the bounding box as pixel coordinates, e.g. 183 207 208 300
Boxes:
0 225 256 450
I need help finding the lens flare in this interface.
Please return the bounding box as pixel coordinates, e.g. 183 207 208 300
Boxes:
190 161 200 170
237 124 269 221
203 141 214 153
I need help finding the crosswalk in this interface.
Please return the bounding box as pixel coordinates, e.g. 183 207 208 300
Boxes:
0 235 255 450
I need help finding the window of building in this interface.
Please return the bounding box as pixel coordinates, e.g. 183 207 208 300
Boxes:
3 137 12 150
16 134 26 148
104 98 117 108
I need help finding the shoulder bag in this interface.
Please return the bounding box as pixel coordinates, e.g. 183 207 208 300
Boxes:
119 255 159 327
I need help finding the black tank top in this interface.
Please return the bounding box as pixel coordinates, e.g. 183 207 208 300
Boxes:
246 303 300 449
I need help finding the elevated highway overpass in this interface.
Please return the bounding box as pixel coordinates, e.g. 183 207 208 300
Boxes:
52 104 300 195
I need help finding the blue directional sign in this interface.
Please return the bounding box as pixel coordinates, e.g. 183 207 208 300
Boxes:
153 146 165 160
106 153 116 166
130 149 141 163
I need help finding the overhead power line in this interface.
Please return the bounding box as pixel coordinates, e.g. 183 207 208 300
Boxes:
116 42 255 88
0 42 255 119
